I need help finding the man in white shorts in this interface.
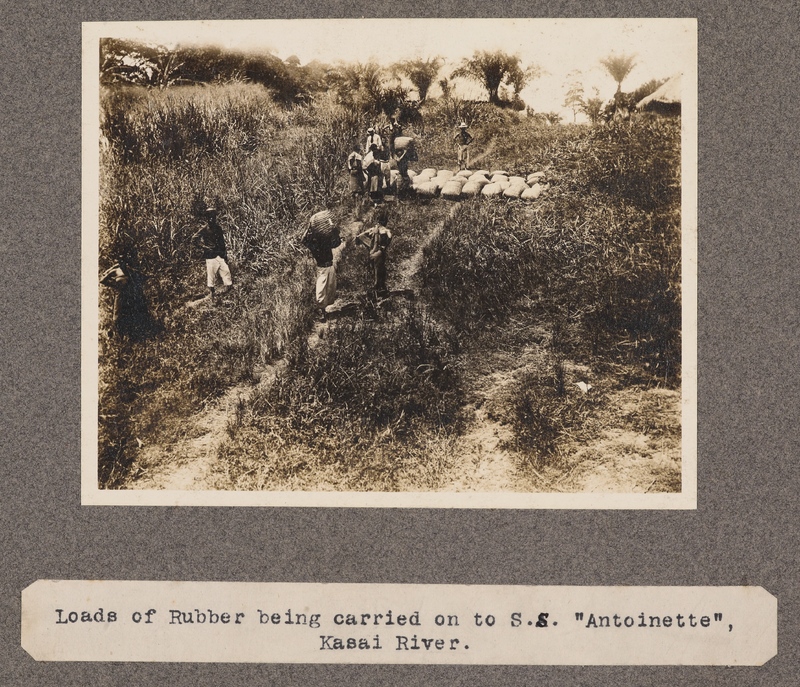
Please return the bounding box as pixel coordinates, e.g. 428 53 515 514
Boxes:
192 204 232 304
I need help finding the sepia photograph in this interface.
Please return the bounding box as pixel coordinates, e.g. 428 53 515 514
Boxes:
83 18 697 507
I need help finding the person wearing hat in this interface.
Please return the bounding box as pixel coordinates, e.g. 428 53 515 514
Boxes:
453 122 474 170
99 249 155 340
364 126 383 156
191 202 233 305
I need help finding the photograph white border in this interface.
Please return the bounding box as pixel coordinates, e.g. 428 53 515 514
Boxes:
81 19 697 508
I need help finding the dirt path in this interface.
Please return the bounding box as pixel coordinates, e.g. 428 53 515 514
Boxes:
129 203 680 495
129 221 364 490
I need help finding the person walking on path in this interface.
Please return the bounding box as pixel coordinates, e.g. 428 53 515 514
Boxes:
355 208 393 298
453 121 474 170
364 144 385 206
301 210 342 322
192 203 233 305
346 143 364 199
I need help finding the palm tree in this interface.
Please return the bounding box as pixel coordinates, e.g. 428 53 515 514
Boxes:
394 57 443 103
600 53 637 93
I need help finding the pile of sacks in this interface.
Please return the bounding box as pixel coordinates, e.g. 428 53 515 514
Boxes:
409 168 550 201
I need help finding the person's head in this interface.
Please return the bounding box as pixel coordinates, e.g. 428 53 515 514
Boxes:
374 207 389 226
369 143 378 153
367 126 374 134
459 122 468 129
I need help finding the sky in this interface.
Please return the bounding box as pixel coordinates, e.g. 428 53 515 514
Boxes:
90 19 696 121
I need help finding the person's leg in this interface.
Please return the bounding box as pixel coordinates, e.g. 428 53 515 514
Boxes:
218 258 233 298
206 258 218 302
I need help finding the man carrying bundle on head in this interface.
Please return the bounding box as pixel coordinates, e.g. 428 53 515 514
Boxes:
453 121 474 170
355 207 393 299
192 201 233 305
301 210 342 322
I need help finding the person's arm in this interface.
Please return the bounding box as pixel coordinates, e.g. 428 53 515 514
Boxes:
355 229 372 248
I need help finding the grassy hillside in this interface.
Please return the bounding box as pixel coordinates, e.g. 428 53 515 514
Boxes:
98 83 681 491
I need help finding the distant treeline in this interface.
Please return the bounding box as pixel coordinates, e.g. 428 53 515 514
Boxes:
101 39 328 103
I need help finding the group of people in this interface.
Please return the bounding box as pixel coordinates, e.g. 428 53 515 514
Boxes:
101 120 474 336
346 120 474 203
301 207 393 322
347 118 411 206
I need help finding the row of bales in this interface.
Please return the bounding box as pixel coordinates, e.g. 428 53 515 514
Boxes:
408 168 552 201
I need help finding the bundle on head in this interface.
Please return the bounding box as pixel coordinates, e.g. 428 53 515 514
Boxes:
308 209 338 239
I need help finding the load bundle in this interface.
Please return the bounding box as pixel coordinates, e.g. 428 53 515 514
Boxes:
490 170 509 177
461 180 487 196
394 136 418 162
455 169 472 179
503 183 526 199
481 182 503 197
509 176 526 186
491 173 509 184
521 183 542 200
308 210 338 239
419 168 438 179
414 181 439 197
527 171 546 184
441 177 466 200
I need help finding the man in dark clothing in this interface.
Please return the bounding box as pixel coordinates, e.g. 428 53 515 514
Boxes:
99 253 156 340
302 211 342 322
192 204 232 304
355 209 393 297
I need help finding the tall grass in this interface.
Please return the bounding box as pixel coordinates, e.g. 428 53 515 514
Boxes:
98 83 358 486
418 118 681 380
217 303 464 490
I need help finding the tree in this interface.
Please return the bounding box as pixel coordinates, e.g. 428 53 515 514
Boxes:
630 77 668 105
563 71 585 123
600 53 638 93
394 57 443 102
451 50 536 106
580 88 605 124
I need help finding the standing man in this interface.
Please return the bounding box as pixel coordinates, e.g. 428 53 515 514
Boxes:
302 210 342 322
364 144 384 207
99 251 154 340
192 203 232 305
346 143 364 200
388 117 403 156
453 121 474 170
355 208 393 298
364 126 383 156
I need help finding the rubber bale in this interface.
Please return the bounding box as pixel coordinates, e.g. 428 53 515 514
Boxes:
441 180 464 200
393 136 415 151
481 183 503 197
461 181 483 196
414 181 439 197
